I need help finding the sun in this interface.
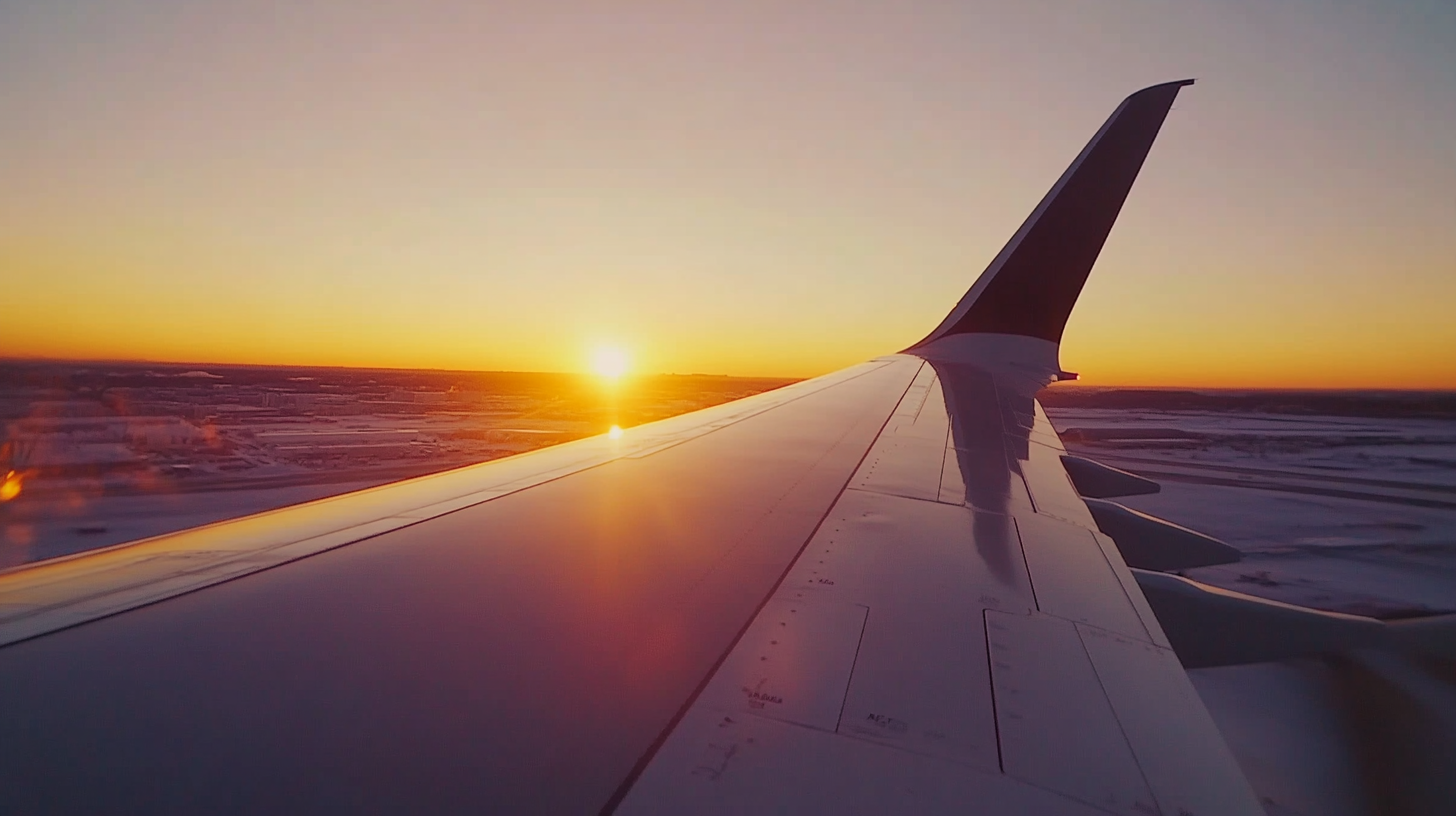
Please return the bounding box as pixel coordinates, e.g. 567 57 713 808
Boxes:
589 345 631 380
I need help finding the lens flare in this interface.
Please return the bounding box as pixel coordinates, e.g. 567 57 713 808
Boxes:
0 470 22 502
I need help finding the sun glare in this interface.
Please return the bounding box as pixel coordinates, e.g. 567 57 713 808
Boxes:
0 470 22 502
608 425 624 439
589 345 630 380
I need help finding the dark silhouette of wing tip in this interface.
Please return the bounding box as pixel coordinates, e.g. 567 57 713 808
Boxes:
909 80 1193 350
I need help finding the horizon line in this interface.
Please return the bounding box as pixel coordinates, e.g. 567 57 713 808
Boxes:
3 355 1455 393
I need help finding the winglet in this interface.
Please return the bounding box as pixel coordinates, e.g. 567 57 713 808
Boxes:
910 80 1193 350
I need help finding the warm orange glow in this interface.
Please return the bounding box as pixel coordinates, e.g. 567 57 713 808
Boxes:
3 5 1454 388
590 346 631 380
0 471 22 503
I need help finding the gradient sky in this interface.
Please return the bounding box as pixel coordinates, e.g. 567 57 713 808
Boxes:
3 1 1453 386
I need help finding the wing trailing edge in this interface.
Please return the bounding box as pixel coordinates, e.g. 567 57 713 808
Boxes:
910 79 1193 351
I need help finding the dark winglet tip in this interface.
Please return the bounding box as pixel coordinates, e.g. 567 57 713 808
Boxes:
1129 78 1196 99
911 80 1193 350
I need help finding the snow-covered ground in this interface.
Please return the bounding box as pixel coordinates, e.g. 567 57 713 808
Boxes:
0 364 797 570
11 400 1455 616
1048 407 1456 618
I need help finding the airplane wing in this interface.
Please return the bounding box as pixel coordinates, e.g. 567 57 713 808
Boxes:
0 80 1272 815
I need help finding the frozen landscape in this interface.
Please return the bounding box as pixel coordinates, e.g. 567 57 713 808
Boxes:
6 364 1455 628
4 362 1453 632
0 362 794 567
1041 388 1456 620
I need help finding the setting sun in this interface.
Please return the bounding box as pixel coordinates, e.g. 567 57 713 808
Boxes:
589 346 631 380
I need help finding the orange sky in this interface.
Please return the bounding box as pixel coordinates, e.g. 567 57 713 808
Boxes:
3 1 1454 388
